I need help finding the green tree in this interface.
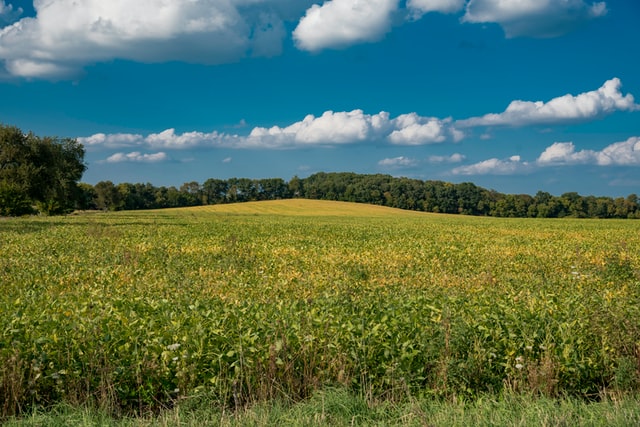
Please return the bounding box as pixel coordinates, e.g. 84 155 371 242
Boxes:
0 124 86 215
202 178 229 204
94 181 121 211
179 181 203 206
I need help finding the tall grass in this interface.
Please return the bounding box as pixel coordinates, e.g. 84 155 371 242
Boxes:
5 389 640 426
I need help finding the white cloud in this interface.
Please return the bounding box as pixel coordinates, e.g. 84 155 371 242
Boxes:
0 0 614 79
293 0 399 51
80 128 243 150
222 157 233 163
428 153 465 163
457 78 639 128
79 132 144 148
378 156 419 168
247 110 386 147
0 0 613 79
105 151 168 163
407 0 465 18
80 110 462 151
536 142 594 165
598 137 640 165
0 0 302 79
245 109 458 147
146 128 230 149
79 79 638 151
388 114 458 145
451 136 640 176
452 155 530 175
462 0 608 38
537 137 640 166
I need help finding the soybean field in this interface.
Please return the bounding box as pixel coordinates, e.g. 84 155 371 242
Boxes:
1 200 639 417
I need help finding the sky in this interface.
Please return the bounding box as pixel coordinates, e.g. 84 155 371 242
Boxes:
1 0 639 197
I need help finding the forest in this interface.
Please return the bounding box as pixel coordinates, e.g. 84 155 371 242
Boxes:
79 172 640 219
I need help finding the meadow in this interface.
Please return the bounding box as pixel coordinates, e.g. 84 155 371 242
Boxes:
1 200 639 422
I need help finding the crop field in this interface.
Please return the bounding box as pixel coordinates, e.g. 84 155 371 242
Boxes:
1 200 639 417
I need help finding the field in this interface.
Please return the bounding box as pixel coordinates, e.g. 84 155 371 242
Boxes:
1 200 640 421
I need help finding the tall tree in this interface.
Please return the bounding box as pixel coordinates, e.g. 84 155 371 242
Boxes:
0 124 86 215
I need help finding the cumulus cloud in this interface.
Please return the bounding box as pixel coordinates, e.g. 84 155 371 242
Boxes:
457 78 639 128
378 156 419 169
388 114 461 145
79 128 241 150
79 132 145 148
451 136 640 176
0 0 613 78
0 0 302 79
452 155 530 175
105 151 168 163
146 129 233 149
245 109 458 146
79 79 638 152
537 137 640 166
80 109 462 150
293 0 399 51
462 0 608 38
248 110 388 147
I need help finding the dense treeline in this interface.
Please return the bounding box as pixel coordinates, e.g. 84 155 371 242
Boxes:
0 124 86 216
80 172 640 219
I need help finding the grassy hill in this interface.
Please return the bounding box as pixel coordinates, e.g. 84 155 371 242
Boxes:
163 199 431 217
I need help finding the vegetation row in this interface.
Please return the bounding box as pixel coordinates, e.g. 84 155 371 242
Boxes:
83 173 640 219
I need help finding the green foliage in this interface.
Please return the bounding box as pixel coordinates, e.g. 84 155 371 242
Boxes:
0 124 86 216
0 181 34 216
1 204 640 418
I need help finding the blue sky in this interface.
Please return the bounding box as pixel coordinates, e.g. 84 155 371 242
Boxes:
1 0 639 196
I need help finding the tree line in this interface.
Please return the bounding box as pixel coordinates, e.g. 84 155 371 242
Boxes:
1 124 638 218
80 172 640 219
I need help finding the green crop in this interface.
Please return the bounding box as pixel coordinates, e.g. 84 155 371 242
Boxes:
1 201 639 417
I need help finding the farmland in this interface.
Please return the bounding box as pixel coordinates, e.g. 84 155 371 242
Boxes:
1 200 639 419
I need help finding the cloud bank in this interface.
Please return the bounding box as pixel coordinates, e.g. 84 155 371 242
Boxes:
0 0 313 79
0 0 610 79
80 78 637 155
537 137 640 166
452 137 640 175
457 78 639 128
81 110 460 151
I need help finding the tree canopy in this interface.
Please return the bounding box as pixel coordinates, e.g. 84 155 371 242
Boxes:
0 124 86 215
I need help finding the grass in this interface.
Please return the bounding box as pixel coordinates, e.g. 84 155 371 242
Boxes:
4 389 640 426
